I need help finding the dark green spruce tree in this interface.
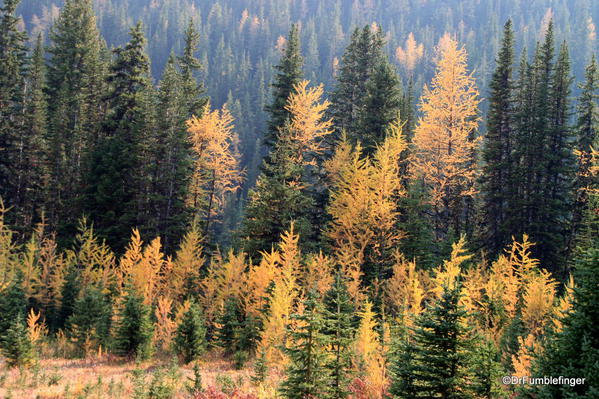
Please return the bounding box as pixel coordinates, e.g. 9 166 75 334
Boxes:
84 22 154 251
148 54 192 250
264 23 303 147
113 286 154 360
539 41 575 276
241 29 315 256
567 56 599 259
178 19 208 118
0 0 28 224
0 274 27 337
323 274 355 399
330 25 385 142
18 34 49 231
46 0 106 236
358 58 404 155
174 300 207 364
480 20 516 257
280 291 331 399
391 284 474 399
534 240 599 399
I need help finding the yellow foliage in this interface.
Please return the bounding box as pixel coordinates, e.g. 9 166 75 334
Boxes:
0 199 17 289
258 226 301 367
302 252 334 295
335 243 365 304
27 308 47 344
284 80 334 164
154 296 177 351
354 302 388 398
187 104 244 220
168 225 204 299
396 32 424 73
410 34 480 216
243 249 280 317
36 235 67 312
70 219 116 290
200 250 248 325
119 230 168 305
521 270 557 335
432 236 471 297
553 275 574 333
512 334 538 377
385 252 424 322
326 127 407 285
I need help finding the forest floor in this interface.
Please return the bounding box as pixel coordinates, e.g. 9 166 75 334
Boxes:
0 351 278 399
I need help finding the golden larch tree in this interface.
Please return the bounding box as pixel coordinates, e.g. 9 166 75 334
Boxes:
396 32 424 74
187 104 244 234
410 33 480 239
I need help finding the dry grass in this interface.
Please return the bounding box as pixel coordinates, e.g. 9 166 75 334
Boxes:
0 352 282 399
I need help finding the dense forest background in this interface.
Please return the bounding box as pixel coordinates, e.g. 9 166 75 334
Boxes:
14 0 599 219
1 0 599 398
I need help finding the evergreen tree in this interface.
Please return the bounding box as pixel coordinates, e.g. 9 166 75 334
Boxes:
535 244 599 398
0 314 35 368
17 34 49 231
280 291 331 399
46 0 106 235
84 22 154 251
393 284 474 399
178 19 208 118
264 24 303 147
174 301 207 364
470 336 506 399
251 349 268 385
358 58 404 155
389 334 419 399
330 25 385 142
67 286 112 356
568 56 599 259
0 274 27 337
480 20 516 256
322 274 355 399
0 0 28 224
114 287 154 360
148 54 192 250
216 296 242 355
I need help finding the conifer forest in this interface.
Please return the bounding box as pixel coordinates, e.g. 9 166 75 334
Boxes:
1 0 599 398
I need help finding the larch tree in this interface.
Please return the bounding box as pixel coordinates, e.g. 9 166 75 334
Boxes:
326 121 407 287
187 104 244 240
410 33 480 244
242 81 333 256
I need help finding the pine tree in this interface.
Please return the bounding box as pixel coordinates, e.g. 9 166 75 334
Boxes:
280 291 331 399
323 273 355 399
0 0 28 225
242 81 332 255
46 0 106 234
480 20 516 256
114 286 154 360
470 336 506 399
251 349 269 385
264 24 304 147
0 314 35 368
389 333 419 399
84 22 154 251
398 284 474 399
